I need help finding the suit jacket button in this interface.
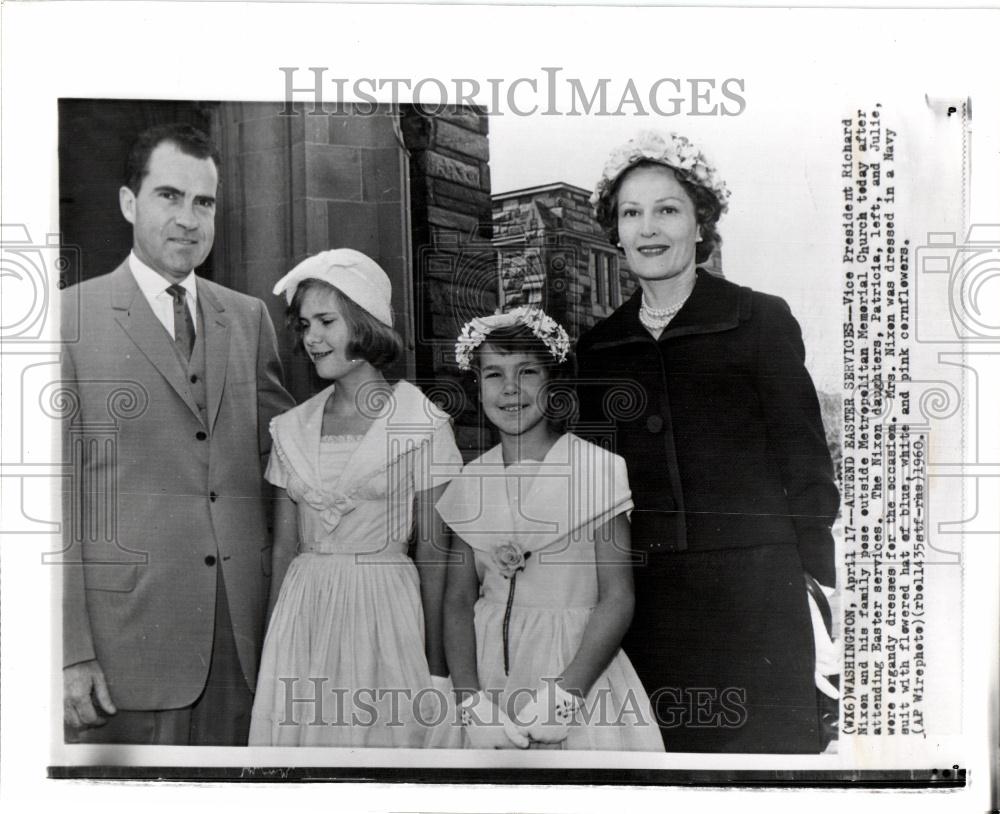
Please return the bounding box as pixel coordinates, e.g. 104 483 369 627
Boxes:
190 374 198 383
646 415 664 434
196 431 207 440
204 555 216 566
210 491 218 502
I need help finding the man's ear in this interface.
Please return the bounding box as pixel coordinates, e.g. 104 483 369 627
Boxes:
119 186 136 225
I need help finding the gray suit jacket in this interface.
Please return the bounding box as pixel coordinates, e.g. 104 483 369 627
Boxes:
61 260 294 710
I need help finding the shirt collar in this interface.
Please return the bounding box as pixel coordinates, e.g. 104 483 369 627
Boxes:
128 251 198 303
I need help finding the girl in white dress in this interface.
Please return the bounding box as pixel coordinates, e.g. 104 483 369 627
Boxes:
438 308 664 751
249 249 461 747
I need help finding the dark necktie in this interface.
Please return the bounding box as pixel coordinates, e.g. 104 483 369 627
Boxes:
167 284 196 361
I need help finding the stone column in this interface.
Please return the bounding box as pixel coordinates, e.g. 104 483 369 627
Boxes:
400 109 494 456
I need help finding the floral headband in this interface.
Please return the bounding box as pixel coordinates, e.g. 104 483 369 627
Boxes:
454 306 571 372
590 130 731 215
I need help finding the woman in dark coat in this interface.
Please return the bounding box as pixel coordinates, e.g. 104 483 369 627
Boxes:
575 132 839 753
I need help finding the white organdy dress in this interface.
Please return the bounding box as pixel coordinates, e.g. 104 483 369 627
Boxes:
436 433 664 751
249 381 462 747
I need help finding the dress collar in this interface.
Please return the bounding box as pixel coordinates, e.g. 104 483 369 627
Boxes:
272 379 449 504
436 433 632 555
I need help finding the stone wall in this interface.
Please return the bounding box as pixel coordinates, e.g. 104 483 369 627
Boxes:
493 183 638 341
401 109 494 455
215 104 410 401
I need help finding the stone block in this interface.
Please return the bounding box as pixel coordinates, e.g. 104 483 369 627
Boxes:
242 149 291 206
330 112 399 148
429 178 491 215
305 144 363 201
304 113 330 145
434 193 490 222
427 205 480 234
423 152 480 188
362 147 404 202
244 257 292 304
377 201 406 264
416 245 461 284
564 210 597 231
244 203 289 261
434 119 489 162
304 199 330 255
240 116 286 153
399 112 431 151
438 108 488 135
326 200 379 257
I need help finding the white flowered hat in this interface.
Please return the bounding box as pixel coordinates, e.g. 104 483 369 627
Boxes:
454 307 570 372
591 131 731 216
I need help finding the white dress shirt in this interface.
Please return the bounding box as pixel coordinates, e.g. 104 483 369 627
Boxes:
128 251 198 340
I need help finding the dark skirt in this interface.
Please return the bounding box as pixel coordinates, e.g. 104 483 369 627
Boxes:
623 542 821 753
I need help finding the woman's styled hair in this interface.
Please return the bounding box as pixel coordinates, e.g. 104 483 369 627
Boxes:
288 278 403 370
594 160 724 266
471 323 576 430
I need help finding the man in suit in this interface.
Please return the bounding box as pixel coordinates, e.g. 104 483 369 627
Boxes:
61 123 295 745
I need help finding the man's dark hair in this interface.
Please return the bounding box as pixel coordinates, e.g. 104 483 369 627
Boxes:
123 123 221 194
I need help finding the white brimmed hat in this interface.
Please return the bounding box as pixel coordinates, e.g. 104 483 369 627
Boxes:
272 248 393 326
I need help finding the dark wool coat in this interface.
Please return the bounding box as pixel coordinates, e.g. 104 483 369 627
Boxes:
575 268 839 753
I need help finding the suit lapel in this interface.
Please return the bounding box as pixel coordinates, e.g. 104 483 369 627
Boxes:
198 281 231 433
111 263 202 421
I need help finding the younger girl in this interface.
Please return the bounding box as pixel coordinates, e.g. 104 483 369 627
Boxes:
438 308 663 750
249 249 461 747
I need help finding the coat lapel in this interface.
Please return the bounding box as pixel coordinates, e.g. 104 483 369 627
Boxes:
110 263 202 421
657 268 748 340
198 281 231 433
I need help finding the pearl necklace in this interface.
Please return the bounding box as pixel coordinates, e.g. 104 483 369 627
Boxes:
639 293 690 333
